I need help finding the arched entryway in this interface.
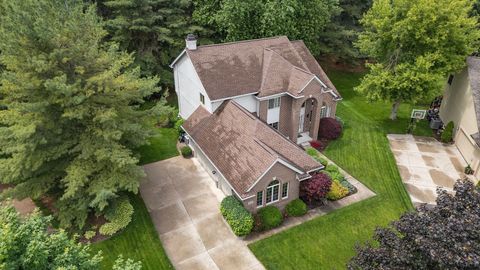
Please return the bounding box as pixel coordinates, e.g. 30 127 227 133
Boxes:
298 98 318 142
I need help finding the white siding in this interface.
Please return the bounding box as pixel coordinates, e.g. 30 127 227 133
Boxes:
174 55 212 119
211 94 258 113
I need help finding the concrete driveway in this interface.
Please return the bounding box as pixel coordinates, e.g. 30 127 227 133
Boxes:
388 134 467 205
140 156 264 270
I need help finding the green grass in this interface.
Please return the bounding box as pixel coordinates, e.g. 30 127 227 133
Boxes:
91 195 173 270
249 69 432 269
137 127 179 165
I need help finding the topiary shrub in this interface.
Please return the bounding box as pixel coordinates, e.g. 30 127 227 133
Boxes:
319 117 342 140
257 205 283 230
285 199 307 217
99 196 134 236
441 121 454 143
300 173 332 203
326 181 349 200
220 196 254 236
181 146 192 157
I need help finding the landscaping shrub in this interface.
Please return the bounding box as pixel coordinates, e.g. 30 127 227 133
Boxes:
84 230 96 240
324 170 343 182
441 121 454 143
319 117 342 140
174 118 184 135
325 164 340 174
180 146 192 157
99 196 134 236
300 173 332 203
340 178 357 194
326 181 349 200
220 196 254 236
258 205 283 230
306 147 317 157
310 140 326 151
315 156 328 167
285 199 307 217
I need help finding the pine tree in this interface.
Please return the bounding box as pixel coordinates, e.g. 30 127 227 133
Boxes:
0 0 170 228
102 0 210 85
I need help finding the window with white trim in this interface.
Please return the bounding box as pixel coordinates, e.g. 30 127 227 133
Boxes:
269 122 279 130
256 191 263 207
268 97 281 109
281 182 288 199
266 180 280 204
200 93 205 104
320 105 329 118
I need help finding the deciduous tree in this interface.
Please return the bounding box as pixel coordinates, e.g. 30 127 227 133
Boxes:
349 179 480 269
356 0 479 119
0 0 170 228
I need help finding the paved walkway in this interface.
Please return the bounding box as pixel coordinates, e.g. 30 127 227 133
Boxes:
141 157 264 270
245 153 376 243
388 134 468 205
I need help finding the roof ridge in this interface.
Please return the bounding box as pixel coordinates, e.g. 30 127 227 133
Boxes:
196 36 289 49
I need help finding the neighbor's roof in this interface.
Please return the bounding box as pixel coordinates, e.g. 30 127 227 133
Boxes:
467 56 480 147
182 100 322 198
179 36 340 101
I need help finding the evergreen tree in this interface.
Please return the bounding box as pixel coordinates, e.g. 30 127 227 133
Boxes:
356 0 479 120
0 0 170 228
102 0 210 85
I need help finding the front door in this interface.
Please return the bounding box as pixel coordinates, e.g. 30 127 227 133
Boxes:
299 106 305 133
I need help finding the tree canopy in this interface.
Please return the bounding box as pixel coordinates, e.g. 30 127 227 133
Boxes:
355 0 480 119
0 0 170 228
349 179 480 269
192 0 340 55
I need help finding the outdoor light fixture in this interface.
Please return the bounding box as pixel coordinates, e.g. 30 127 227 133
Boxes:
212 170 216 175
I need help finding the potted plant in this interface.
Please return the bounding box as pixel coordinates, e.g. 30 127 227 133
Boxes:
465 164 474 175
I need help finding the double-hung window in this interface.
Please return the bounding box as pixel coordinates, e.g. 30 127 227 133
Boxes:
265 180 280 204
256 191 263 207
281 182 288 199
268 97 281 109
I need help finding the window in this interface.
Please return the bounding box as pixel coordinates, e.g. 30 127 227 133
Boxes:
447 75 454 85
256 191 263 207
200 93 205 104
268 97 281 109
320 105 329 118
266 180 280 204
269 122 279 130
281 182 288 199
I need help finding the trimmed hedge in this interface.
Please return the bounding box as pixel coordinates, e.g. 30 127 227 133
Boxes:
319 117 342 140
285 199 307 217
181 146 192 157
441 121 454 143
220 196 253 236
258 205 283 230
326 181 349 201
100 196 134 236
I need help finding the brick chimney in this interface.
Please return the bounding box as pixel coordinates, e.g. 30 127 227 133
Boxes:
186 34 197 50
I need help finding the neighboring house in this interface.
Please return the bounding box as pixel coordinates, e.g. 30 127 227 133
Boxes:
182 100 323 212
171 35 342 144
171 35 339 211
439 56 480 178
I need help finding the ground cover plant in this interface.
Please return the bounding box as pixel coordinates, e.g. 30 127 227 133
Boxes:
249 68 432 269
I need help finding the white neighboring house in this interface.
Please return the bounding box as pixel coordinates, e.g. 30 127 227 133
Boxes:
439 56 480 179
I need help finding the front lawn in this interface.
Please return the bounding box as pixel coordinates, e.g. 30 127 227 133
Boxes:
91 194 173 270
249 69 432 269
138 127 179 165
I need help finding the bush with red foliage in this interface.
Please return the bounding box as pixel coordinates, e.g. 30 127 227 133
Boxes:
310 140 327 151
319 117 342 140
300 173 332 203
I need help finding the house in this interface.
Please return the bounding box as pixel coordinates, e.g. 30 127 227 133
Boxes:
171 35 340 211
170 35 342 144
439 56 480 178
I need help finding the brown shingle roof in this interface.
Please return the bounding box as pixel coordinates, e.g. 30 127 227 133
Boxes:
467 56 480 144
182 101 322 198
184 36 340 100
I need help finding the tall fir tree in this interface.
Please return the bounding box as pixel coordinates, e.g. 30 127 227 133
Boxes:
101 0 210 85
0 0 170 228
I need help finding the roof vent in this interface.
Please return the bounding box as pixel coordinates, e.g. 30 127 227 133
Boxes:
186 34 197 51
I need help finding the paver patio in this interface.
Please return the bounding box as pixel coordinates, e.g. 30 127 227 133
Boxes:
141 156 264 270
388 134 468 205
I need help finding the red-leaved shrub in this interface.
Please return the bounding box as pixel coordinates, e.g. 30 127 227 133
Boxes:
300 173 332 203
310 140 326 151
319 117 342 140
